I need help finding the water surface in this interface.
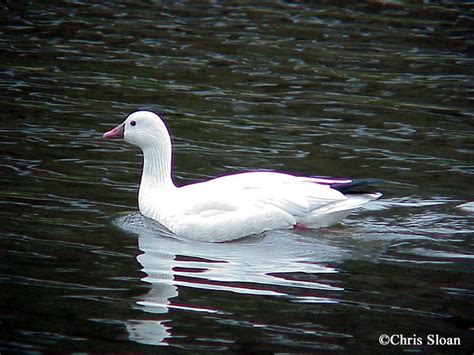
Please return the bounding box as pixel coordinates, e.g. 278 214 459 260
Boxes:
1 1 473 352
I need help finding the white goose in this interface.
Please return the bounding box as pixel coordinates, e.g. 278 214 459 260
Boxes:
103 110 382 242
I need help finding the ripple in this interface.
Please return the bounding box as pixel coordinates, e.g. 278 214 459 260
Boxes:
1 1 474 352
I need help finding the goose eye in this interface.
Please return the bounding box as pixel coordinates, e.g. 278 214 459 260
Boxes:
130 120 136 126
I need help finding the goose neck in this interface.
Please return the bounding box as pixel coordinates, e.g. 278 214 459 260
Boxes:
141 146 175 189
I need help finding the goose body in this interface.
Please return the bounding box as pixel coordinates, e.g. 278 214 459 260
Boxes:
103 110 382 242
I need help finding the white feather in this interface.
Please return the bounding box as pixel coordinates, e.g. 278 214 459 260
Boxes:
103 111 382 242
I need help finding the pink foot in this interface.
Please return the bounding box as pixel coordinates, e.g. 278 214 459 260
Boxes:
294 222 310 230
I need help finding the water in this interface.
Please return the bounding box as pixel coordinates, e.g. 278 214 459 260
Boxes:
1 1 473 352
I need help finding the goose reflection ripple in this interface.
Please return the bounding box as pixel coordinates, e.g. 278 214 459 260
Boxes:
114 213 348 346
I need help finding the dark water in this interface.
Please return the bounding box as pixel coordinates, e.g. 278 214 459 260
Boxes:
1 1 473 352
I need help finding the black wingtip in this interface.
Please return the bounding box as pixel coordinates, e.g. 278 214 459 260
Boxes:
331 178 384 194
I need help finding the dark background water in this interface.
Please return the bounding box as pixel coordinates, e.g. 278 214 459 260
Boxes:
1 1 473 353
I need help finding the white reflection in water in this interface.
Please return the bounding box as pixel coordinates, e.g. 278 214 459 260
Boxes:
114 196 471 345
115 212 347 345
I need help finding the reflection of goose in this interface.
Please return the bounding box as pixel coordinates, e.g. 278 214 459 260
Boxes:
103 110 382 242
117 213 348 345
126 319 171 347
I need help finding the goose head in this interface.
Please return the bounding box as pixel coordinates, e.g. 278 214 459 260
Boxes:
103 110 175 189
103 110 171 151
